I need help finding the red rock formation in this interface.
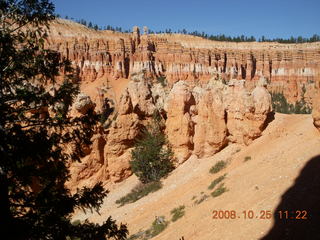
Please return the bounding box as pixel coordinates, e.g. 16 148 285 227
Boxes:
193 86 227 158
104 113 140 182
47 19 320 104
50 19 313 186
224 79 272 145
68 75 273 188
166 78 273 160
165 81 195 163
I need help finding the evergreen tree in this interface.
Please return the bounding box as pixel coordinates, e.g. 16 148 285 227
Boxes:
0 1 127 239
130 112 174 184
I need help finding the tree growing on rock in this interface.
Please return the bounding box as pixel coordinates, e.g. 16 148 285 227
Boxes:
130 112 175 183
0 0 127 239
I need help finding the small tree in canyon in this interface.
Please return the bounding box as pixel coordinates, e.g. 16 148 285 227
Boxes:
130 111 175 183
0 0 127 239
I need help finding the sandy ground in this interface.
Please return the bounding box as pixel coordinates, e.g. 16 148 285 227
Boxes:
74 113 320 240
80 77 129 110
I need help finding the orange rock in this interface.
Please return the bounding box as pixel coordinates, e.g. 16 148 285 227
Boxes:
127 73 155 116
49 20 309 186
312 90 320 130
74 93 96 114
165 81 195 163
193 87 227 157
47 19 320 105
104 113 140 182
224 79 272 145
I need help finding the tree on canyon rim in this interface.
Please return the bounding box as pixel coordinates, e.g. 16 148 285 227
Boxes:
0 1 127 239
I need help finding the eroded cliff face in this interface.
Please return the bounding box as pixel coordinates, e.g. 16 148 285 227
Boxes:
53 19 317 188
67 73 273 188
48 19 320 104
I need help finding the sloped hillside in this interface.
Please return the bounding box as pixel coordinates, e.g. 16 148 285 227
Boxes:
74 113 320 239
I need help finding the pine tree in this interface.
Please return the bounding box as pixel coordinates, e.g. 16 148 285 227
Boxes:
0 1 127 239
130 112 174 183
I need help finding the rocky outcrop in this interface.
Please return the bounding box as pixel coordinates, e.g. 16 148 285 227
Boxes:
48 19 320 105
53 19 299 187
224 78 272 145
67 130 108 190
71 72 159 184
68 72 273 188
193 86 227 158
165 81 195 163
104 113 140 182
166 78 273 159
126 72 155 117
312 91 320 130
74 93 96 114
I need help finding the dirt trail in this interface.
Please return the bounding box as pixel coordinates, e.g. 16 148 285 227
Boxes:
74 113 320 240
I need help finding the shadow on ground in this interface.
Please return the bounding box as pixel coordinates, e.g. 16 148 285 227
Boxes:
261 155 320 240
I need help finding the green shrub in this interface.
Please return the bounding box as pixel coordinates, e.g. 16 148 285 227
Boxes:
115 181 162 206
127 230 146 240
71 220 81 226
211 183 228 198
128 216 169 240
170 205 186 222
208 174 227 190
157 76 167 87
271 91 311 114
209 160 227 174
146 216 169 238
244 156 251 162
130 113 174 183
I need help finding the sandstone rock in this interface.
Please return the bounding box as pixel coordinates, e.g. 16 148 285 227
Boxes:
224 80 272 145
107 150 132 183
74 93 96 114
312 91 320 130
252 85 273 115
67 133 108 191
46 20 302 187
118 89 133 115
48 19 320 105
192 86 205 105
105 114 140 157
151 83 169 112
193 88 227 157
224 82 251 144
257 76 268 87
127 74 155 117
104 113 140 182
247 85 273 141
165 81 195 163
88 134 106 165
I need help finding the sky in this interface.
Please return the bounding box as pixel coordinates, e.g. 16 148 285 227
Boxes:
52 0 320 39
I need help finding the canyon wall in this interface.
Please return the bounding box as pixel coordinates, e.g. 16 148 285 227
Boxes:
68 73 273 188
48 19 320 104
48 19 318 188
